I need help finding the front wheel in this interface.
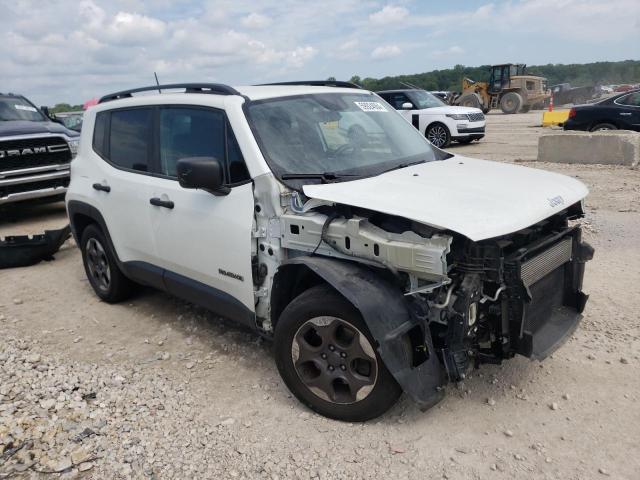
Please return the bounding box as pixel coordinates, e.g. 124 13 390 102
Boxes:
274 285 402 422
426 123 451 148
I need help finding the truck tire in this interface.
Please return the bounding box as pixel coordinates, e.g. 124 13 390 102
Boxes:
274 285 402 422
457 93 482 110
80 224 135 303
500 92 523 114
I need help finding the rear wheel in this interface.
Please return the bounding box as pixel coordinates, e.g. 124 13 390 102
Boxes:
426 123 451 148
500 92 523 114
590 123 617 131
80 224 135 303
274 285 402 421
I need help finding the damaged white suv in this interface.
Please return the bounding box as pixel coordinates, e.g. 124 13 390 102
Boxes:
67 81 593 421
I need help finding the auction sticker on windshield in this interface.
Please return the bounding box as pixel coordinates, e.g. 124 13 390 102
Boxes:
354 101 387 112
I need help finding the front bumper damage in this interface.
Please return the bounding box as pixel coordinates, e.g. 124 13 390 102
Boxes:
0 224 71 269
503 226 594 360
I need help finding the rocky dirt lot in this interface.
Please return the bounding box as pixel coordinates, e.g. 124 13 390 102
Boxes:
1 112 639 479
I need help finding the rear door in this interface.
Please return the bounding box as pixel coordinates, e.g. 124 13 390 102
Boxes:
614 92 640 131
90 108 158 270
146 105 256 326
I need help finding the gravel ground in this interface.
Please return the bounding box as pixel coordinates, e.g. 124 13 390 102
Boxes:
1 112 639 479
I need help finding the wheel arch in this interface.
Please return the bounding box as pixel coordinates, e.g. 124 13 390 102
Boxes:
67 200 120 265
589 119 620 130
271 255 445 410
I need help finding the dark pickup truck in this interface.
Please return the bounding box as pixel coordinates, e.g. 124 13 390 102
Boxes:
551 83 598 106
0 93 79 206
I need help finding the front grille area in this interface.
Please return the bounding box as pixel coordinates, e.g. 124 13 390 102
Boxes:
0 176 69 198
520 238 573 287
467 112 485 122
0 136 71 172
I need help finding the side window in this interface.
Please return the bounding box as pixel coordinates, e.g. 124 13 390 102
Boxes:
388 93 411 110
92 111 108 158
158 107 250 184
109 109 152 172
226 125 250 184
618 93 640 107
159 108 224 177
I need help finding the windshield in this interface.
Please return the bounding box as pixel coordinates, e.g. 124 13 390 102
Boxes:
407 90 446 109
246 93 437 183
0 96 46 122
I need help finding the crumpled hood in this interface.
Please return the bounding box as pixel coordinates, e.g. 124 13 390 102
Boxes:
0 120 78 138
302 156 588 241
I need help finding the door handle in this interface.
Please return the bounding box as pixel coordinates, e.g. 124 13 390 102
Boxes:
92 183 111 193
149 197 174 209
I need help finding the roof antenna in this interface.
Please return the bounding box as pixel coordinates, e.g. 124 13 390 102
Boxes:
154 72 161 93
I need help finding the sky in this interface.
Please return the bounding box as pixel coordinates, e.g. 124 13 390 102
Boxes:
2 0 639 106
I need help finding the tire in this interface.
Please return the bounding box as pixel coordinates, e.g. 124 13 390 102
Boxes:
80 224 135 303
457 93 482 110
274 285 402 422
590 123 617 132
426 123 451 148
500 92 523 114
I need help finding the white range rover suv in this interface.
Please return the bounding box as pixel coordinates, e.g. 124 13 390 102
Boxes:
377 89 486 148
67 81 593 421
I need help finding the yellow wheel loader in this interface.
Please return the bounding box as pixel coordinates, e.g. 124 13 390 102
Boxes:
454 64 550 114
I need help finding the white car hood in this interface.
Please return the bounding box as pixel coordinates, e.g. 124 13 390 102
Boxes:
416 105 481 115
302 156 588 241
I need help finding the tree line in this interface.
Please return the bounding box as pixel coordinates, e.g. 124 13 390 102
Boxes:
346 59 640 92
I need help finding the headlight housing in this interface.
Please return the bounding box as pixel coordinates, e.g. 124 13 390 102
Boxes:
445 114 469 121
68 139 80 158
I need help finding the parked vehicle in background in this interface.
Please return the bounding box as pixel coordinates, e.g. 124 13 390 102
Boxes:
550 83 599 106
0 93 79 206
67 81 592 421
54 111 84 132
377 89 485 148
564 89 640 132
452 63 550 114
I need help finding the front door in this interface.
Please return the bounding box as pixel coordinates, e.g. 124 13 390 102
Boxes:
614 92 640 131
147 106 256 325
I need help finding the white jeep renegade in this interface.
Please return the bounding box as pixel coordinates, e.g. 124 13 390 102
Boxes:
67 81 593 421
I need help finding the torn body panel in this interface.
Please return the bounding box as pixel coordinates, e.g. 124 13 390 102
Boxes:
276 256 446 410
0 224 71 269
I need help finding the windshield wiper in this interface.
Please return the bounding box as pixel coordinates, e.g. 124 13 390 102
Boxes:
380 159 426 174
281 172 360 182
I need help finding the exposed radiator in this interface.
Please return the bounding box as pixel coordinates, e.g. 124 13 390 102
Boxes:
520 238 573 287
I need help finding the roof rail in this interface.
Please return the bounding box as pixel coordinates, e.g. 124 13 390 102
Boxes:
257 80 362 89
98 83 242 104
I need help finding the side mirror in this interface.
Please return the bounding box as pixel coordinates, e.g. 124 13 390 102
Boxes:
401 102 414 110
40 106 51 117
176 157 229 196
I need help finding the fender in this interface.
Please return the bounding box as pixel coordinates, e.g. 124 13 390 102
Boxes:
277 256 445 410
